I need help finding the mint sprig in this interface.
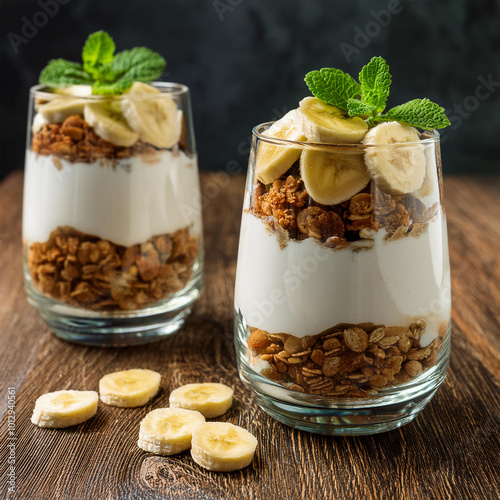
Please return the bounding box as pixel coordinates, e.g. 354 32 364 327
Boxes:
304 68 361 110
39 31 166 95
305 56 450 130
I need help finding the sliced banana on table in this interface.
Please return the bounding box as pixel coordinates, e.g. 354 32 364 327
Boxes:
84 101 139 147
39 97 86 123
300 148 370 205
296 97 368 144
169 383 233 418
191 422 258 472
255 109 307 184
362 121 426 195
138 408 206 456
122 82 180 149
31 390 98 428
99 369 161 408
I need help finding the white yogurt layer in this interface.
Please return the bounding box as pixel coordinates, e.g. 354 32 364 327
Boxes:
23 150 202 247
235 212 451 347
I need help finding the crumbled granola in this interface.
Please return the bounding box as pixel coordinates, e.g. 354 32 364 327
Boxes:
32 115 158 163
247 320 443 398
27 226 199 311
250 167 439 246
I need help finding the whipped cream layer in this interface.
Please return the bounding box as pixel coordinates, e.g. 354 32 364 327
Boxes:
235 212 451 347
23 150 202 247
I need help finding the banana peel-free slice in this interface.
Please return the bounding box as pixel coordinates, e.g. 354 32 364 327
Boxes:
31 390 98 428
138 408 205 456
99 369 161 408
84 101 139 147
362 122 426 195
169 383 233 418
39 97 86 123
191 422 258 472
121 82 180 149
296 97 368 144
300 148 370 205
255 109 306 184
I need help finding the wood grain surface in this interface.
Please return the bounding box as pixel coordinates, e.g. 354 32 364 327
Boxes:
0 171 499 500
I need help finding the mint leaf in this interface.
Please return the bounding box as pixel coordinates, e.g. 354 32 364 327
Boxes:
375 98 451 129
347 98 376 117
82 30 115 77
305 68 361 111
359 56 391 112
39 59 93 87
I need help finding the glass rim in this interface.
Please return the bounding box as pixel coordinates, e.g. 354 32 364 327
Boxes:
252 121 440 150
29 81 190 100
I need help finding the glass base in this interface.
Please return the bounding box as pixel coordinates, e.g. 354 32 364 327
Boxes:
26 267 202 347
235 307 450 436
253 388 436 436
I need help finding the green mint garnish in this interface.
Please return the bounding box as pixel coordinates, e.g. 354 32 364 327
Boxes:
305 56 450 130
358 56 391 113
39 31 166 95
304 68 361 110
375 98 451 129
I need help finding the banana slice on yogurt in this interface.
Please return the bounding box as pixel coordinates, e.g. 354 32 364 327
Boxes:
255 109 307 184
31 390 98 428
296 96 368 144
84 100 139 147
121 82 180 148
362 121 426 194
39 97 86 123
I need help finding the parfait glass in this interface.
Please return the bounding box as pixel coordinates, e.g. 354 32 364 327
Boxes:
23 83 203 346
234 123 451 435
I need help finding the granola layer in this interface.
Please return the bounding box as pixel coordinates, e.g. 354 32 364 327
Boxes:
27 226 199 311
251 169 438 247
247 320 446 398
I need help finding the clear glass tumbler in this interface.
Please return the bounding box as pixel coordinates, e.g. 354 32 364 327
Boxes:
23 83 203 346
234 123 451 435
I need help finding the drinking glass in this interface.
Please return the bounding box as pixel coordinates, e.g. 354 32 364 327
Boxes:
234 123 451 435
23 82 203 346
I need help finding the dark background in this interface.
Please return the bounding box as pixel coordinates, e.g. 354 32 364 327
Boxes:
1 0 499 180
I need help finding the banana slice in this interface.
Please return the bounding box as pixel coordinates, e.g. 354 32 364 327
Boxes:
39 97 86 123
121 82 180 149
191 422 258 472
53 85 93 97
84 100 139 147
255 110 307 184
169 383 233 418
362 122 426 195
296 97 368 144
31 390 98 428
32 112 48 134
99 369 161 408
300 148 370 205
138 408 205 456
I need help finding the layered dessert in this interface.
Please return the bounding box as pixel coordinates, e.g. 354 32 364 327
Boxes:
235 58 451 399
24 34 201 312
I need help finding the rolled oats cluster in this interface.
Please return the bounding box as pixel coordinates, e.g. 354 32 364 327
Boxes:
27 227 199 311
248 321 445 398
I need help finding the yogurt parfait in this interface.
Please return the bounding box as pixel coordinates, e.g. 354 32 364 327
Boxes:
23 32 202 345
234 57 452 434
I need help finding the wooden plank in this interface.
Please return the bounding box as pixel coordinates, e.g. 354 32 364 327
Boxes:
0 172 499 500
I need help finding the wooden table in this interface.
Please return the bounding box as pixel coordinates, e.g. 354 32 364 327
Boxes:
0 172 499 500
